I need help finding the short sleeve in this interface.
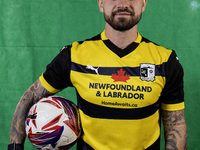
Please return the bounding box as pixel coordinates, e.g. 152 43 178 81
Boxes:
160 50 185 111
39 46 72 93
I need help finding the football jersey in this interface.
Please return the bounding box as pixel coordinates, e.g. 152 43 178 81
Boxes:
39 31 184 150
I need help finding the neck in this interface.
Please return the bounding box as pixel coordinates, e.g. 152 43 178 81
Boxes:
105 23 138 49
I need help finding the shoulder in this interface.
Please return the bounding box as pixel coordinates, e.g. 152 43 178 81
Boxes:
70 33 103 57
71 33 102 47
139 36 175 63
141 36 172 52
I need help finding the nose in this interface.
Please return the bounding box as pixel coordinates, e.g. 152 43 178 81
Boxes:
116 0 130 9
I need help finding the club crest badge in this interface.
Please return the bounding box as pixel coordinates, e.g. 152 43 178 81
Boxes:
140 64 155 82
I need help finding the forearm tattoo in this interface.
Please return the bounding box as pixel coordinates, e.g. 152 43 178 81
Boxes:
10 79 53 144
162 110 188 150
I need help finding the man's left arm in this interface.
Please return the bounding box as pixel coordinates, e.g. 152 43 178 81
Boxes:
162 109 187 150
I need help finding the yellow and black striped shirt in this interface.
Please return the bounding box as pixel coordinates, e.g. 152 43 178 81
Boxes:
39 31 184 150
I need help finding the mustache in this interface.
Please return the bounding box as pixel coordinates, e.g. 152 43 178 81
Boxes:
112 8 134 16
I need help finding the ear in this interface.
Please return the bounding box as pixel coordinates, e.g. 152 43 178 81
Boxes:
142 0 147 12
97 0 104 13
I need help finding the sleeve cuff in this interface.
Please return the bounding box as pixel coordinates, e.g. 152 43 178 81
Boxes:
161 102 185 111
39 73 62 94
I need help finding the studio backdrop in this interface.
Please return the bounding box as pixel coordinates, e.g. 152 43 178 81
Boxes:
0 0 199 149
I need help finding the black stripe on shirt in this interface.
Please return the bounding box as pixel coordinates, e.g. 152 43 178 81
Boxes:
71 62 166 77
77 93 160 120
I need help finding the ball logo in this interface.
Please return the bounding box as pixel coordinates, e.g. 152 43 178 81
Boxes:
140 64 155 82
111 68 130 83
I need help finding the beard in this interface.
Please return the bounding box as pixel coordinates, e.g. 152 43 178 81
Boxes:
104 8 142 31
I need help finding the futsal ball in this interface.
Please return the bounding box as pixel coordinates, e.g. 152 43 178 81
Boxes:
25 96 80 150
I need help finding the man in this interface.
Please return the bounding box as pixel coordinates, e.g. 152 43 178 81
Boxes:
8 0 187 149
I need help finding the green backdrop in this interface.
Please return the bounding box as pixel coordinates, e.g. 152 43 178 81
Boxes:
1 0 199 149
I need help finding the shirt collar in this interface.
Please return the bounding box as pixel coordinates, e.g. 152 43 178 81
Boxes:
100 30 142 44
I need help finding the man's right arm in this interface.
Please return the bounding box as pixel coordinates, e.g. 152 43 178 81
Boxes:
9 79 54 149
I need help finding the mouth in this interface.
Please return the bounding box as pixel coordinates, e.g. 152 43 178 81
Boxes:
115 12 131 16
113 9 133 17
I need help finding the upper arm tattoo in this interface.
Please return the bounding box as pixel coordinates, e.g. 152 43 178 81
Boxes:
162 110 185 126
162 110 188 150
10 79 54 144
22 79 52 104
